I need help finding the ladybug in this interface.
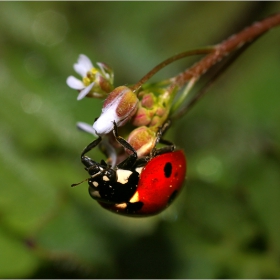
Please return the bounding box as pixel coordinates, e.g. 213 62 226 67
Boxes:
73 121 187 217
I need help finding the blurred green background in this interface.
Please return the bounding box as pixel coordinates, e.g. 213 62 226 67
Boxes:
1 2 280 278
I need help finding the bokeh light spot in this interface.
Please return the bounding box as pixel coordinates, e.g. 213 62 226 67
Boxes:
196 155 223 182
21 93 42 114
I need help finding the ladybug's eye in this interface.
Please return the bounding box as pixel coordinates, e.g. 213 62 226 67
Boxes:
88 165 101 176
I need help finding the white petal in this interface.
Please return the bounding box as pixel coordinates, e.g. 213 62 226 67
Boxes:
96 62 107 78
77 82 95 100
77 122 98 137
74 63 88 77
79 54 93 69
74 54 93 76
93 108 117 135
66 76 85 90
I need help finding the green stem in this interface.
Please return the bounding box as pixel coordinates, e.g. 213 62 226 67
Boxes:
170 77 197 115
131 47 215 93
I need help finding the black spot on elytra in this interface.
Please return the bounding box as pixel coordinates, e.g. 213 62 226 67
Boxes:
164 162 172 178
168 190 178 205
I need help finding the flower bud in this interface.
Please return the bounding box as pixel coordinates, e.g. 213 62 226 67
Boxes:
96 62 114 83
131 107 153 127
93 86 139 135
127 126 156 157
141 93 154 108
96 74 114 94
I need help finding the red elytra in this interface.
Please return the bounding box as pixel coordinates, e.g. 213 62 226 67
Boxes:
99 150 187 217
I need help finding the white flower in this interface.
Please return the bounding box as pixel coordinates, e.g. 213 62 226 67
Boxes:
73 54 93 77
66 54 114 100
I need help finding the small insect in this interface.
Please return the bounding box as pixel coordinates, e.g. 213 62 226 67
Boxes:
72 122 187 217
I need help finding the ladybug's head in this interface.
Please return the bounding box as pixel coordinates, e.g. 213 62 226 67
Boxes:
87 167 118 202
71 156 109 188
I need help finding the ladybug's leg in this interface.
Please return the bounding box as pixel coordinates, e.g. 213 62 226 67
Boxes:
153 138 175 156
82 156 98 169
77 119 118 166
112 121 138 170
81 136 102 158
151 120 175 157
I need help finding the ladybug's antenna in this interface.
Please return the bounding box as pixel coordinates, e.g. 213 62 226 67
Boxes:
130 48 215 93
71 178 89 187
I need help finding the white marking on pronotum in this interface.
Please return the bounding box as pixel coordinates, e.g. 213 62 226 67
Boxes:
116 169 133 184
92 181 99 187
102 175 110 181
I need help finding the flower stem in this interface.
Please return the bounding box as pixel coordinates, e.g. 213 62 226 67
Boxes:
171 13 280 89
131 47 215 93
170 40 256 119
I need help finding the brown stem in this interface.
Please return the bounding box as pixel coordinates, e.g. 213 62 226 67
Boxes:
171 12 280 88
131 48 215 92
171 40 255 120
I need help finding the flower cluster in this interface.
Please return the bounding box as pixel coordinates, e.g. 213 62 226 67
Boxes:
67 54 179 163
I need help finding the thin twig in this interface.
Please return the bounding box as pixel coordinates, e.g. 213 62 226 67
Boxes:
170 13 280 88
171 38 258 120
131 48 215 93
